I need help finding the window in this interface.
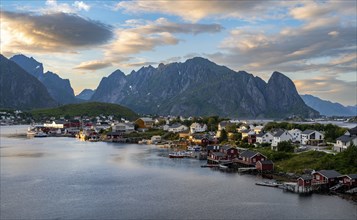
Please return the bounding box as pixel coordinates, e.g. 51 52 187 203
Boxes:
253 158 256 162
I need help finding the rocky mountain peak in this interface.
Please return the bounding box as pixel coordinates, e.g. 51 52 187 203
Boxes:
10 54 44 78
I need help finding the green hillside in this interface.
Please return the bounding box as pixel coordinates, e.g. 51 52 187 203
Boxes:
31 102 138 120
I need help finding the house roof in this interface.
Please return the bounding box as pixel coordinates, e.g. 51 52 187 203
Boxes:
207 145 220 150
316 170 342 179
256 133 265 137
336 135 357 142
301 130 315 135
240 150 257 158
212 152 225 157
170 123 184 128
273 130 286 137
298 174 312 181
221 146 236 151
342 174 357 179
258 160 274 165
348 126 357 136
139 117 153 122
107 132 122 136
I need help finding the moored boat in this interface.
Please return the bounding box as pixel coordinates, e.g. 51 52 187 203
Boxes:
34 131 48 138
255 181 281 187
169 152 186 158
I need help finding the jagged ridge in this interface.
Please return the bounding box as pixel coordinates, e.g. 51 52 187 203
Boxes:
91 57 318 118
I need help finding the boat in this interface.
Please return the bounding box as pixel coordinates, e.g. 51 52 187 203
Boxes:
187 145 201 151
219 164 228 169
169 152 185 158
34 131 48 137
255 181 282 187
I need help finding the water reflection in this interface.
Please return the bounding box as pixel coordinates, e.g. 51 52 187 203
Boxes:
0 125 356 220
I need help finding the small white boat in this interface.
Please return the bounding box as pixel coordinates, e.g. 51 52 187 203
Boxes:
169 152 185 158
34 131 48 137
255 181 281 187
219 164 228 169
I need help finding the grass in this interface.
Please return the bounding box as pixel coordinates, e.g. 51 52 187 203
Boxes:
252 146 357 175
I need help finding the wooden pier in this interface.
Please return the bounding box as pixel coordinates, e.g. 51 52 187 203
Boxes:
282 182 313 194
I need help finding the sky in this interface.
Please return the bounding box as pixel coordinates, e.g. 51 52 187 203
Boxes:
1 0 356 106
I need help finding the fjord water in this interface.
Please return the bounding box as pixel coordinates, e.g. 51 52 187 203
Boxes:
1 126 356 219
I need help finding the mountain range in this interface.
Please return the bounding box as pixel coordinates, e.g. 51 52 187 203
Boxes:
0 55 57 109
6 53 350 118
301 94 356 116
10 54 79 104
91 57 318 118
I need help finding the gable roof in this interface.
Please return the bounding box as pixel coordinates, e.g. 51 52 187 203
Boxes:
257 160 274 165
298 174 312 181
301 130 315 135
348 126 357 136
256 133 265 138
341 174 357 180
239 150 266 159
207 145 220 151
170 123 184 128
211 152 225 157
316 170 341 179
336 135 357 142
139 117 153 122
273 130 286 137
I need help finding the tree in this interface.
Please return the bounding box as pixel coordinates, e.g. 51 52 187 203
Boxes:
219 129 228 143
277 141 295 152
226 124 237 133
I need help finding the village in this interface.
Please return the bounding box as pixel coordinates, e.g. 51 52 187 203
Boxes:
26 114 357 197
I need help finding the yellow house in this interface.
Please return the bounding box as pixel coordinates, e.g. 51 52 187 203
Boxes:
135 117 154 129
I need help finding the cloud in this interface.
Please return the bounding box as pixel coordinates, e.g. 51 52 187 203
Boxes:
74 60 112 70
294 76 357 106
43 0 90 13
0 11 113 55
115 0 283 22
73 1 91 11
208 5 356 75
105 18 222 58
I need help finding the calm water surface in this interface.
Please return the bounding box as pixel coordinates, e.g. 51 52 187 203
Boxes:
1 125 356 219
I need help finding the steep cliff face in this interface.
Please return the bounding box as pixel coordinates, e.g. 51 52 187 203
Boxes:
266 71 318 117
91 57 319 118
0 55 57 109
91 70 127 103
10 54 77 104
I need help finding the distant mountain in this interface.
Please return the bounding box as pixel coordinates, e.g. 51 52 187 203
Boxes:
31 102 138 121
91 57 318 118
76 89 95 100
0 55 57 110
10 54 78 104
301 94 356 116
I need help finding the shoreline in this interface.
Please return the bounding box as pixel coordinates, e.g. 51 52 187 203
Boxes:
4 132 357 204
